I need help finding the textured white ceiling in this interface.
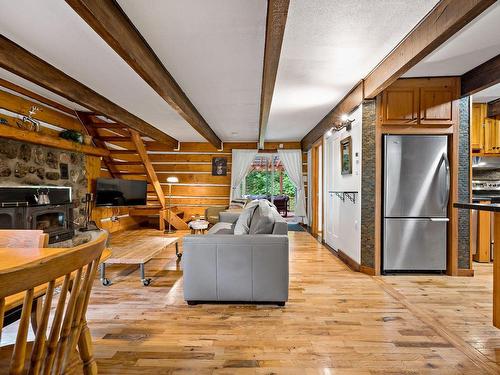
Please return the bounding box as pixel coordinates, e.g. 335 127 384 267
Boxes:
473 83 500 103
266 0 440 141
118 0 267 142
404 3 500 77
0 0 203 141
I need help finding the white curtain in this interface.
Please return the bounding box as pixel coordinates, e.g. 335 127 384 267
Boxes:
278 149 308 224
230 149 258 201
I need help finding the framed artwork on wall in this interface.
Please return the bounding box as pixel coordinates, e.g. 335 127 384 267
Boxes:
340 136 352 175
212 157 227 176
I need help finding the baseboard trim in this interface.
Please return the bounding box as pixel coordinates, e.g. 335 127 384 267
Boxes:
360 265 376 276
457 268 475 277
337 249 360 272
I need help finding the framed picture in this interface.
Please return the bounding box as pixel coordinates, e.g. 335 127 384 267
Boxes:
340 136 352 175
212 157 227 176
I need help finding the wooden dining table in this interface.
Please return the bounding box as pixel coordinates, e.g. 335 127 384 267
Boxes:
0 246 111 374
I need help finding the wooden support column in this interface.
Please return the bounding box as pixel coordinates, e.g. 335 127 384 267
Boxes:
494 211 500 328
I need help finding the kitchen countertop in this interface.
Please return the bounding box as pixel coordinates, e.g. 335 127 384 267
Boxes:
454 202 500 212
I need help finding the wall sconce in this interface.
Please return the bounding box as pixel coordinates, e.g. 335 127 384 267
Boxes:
326 114 354 138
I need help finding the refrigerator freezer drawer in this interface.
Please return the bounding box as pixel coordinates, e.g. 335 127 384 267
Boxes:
383 218 447 271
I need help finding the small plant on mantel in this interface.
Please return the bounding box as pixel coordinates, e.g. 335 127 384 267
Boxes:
59 129 84 144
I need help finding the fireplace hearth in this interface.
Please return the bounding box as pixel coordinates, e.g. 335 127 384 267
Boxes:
0 186 74 244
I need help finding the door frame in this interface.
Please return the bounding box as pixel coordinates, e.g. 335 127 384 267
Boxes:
311 138 323 236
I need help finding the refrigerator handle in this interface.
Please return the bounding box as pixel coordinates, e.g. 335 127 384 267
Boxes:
442 152 450 210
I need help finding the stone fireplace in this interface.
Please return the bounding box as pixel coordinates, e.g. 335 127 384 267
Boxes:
0 186 74 244
0 138 89 227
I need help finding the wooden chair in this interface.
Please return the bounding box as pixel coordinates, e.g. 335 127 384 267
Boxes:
0 230 49 248
0 233 107 375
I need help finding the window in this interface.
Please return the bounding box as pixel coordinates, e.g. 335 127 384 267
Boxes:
243 154 296 211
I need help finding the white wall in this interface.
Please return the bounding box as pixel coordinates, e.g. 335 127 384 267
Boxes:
324 106 362 264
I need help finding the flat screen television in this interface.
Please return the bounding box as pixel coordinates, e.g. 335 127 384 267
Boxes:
95 178 147 207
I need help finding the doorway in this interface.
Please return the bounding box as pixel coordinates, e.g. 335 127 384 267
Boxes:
243 154 296 218
311 139 323 236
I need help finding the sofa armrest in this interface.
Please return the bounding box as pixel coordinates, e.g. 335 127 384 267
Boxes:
219 211 241 224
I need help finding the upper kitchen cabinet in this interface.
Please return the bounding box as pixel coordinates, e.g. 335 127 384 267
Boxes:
472 103 500 154
484 117 500 154
419 87 454 126
379 78 459 127
380 87 419 125
471 103 486 152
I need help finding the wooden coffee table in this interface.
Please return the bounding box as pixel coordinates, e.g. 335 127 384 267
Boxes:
101 236 180 286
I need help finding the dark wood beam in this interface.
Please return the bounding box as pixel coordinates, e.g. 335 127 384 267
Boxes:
488 98 500 118
301 0 496 150
461 54 500 96
0 78 75 116
258 0 289 149
66 0 222 149
301 82 364 150
0 35 177 146
364 0 496 99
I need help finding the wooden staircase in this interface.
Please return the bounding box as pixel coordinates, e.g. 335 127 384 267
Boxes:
77 113 189 230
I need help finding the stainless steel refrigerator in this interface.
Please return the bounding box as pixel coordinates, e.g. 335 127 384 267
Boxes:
383 135 450 272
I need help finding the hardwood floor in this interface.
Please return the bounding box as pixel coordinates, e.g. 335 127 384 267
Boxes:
3 229 499 373
76 229 500 374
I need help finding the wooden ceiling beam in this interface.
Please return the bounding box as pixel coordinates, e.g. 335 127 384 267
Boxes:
258 0 290 149
0 78 75 116
488 98 500 118
364 0 496 99
0 35 177 146
461 54 500 96
301 0 496 150
66 0 222 149
130 130 166 209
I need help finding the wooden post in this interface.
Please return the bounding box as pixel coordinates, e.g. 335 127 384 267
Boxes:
494 212 500 328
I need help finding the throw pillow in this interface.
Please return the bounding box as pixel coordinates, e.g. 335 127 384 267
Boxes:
234 205 257 235
249 200 275 234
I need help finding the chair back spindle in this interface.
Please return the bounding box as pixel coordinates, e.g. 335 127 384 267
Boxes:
0 233 107 375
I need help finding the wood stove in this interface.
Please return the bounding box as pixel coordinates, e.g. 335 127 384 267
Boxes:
0 186 74 244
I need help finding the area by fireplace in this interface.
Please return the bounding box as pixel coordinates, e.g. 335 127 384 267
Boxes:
0 186 74 244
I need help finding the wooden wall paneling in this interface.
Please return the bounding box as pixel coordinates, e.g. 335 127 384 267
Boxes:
0 111 61 138
0 78 75 116
85 155 102 193
0 89 83 132
0 35 177 145
0 125 109 157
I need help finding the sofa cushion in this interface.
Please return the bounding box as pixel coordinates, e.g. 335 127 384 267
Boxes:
233 204 258 235
207 222 234 235
249 200 275 234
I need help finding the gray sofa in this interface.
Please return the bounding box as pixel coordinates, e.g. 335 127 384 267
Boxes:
183 203 289 305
